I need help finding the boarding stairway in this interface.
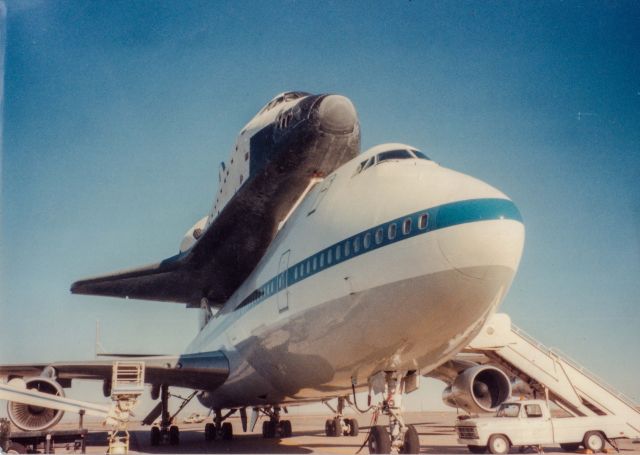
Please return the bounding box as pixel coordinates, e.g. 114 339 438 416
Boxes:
467 313 640 438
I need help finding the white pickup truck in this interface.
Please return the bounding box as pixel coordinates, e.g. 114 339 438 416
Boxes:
456 399 632 454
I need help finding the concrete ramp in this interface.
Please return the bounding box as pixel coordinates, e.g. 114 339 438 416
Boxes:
467 313 640 438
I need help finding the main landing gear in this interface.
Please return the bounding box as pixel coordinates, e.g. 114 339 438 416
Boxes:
149 384 180 446
259 406 293 439
204 408 237 441
323 397 359 437
365 371 421 454
148 384 198 446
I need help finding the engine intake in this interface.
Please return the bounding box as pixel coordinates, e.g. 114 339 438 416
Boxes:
442 365 511 413
7 377 65 431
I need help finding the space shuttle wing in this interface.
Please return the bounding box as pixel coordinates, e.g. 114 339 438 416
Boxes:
0 351 229 391
69 252 206 305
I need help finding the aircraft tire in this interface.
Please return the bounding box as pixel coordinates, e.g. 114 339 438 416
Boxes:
150 426 160 446
205 422 216 441
332 417 342 437
169 425 180 445
324 419 333 436
282 419 292 437
400 424 420 454
262 420 277 438
348 418 359 436
368 425 391 454
221 422 233 440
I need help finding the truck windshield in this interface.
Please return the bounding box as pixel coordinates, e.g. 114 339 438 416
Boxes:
496 403 520 417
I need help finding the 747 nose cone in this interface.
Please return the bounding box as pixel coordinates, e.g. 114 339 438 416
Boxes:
436 198 525 280
316 95 357 134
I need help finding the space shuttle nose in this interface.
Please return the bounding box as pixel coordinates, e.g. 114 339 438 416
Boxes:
316 95 357 134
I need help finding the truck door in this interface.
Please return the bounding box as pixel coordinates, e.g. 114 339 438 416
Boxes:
277 250 290 313
522 403 553 444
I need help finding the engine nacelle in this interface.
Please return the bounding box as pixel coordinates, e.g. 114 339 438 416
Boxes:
442 365 511 414
7 377 65 431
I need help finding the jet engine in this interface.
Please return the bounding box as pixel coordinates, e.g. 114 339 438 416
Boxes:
442 365 511 414
7 377 65 431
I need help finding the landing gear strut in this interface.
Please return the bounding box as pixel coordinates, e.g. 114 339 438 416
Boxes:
204 408 237 441
150 384 180 446
323 397 359 437
366 371 420 454
258 406 293 439
148 385 197 446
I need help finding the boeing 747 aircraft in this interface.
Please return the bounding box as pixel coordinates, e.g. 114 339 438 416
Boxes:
0 92 524 454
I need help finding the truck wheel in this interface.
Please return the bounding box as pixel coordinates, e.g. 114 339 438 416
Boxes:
583 431 605 452
368 425 391 454
559 442 581 452
468 445 487 454
5 442 27 454
488 434 511 454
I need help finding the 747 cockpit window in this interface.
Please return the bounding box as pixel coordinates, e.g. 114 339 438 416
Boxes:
377 150 413 162
353 149 431 176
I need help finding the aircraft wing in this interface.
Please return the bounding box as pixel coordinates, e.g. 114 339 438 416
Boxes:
0 351 229 391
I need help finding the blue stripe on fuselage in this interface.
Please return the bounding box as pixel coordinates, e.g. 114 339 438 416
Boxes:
234 198 522 312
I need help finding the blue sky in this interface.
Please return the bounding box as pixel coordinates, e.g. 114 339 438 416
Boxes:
1 0 639 416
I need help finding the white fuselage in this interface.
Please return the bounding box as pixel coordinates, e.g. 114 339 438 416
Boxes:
186 145 525 409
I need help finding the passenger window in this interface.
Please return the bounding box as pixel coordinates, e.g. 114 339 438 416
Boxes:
388 223 397 240
364 232 372 249
525 404 543 418
306 261 310 274
403 218 412 234
335 245 341 261
327 249 333 264
362 157 374 171
313 257 317 271
294 267 298 280
375 228 384 244
353 237 360 253
319 253 324 267
418 213 429 229
344 241 350 257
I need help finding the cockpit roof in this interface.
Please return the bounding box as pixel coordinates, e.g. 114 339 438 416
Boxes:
258 91 311 114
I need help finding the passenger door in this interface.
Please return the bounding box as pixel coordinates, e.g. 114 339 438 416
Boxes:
277 250 290 313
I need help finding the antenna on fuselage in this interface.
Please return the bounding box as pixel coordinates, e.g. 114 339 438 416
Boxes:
95 319 107 358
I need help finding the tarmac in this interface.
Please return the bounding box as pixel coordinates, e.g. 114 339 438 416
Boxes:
22 412 640 454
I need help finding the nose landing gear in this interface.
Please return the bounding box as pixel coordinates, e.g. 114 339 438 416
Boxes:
365 371 421 454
